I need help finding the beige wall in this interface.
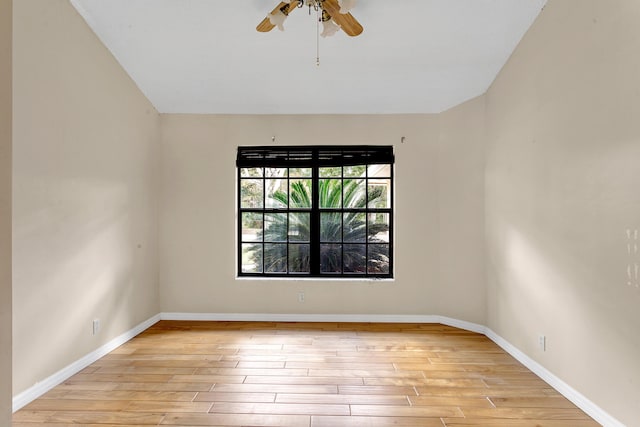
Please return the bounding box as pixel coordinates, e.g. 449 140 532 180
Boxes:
159 110 486 323
0 0 11 422
485 0 640 424
438 97 486 321
12 0 160 395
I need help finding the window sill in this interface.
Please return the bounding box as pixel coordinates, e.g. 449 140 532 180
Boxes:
235 276 395 283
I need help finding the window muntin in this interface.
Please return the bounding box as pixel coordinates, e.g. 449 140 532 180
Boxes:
237 146 394 278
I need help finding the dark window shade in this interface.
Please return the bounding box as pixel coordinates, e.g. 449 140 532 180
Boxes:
237 146 394 168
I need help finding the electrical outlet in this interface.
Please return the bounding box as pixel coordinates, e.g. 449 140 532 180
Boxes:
93 319 101 335
538 335 546 351
298 291 305 303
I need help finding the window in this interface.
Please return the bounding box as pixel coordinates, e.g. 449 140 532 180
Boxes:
237 146 394 278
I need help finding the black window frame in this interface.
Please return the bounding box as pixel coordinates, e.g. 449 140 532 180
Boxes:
237 145 394 279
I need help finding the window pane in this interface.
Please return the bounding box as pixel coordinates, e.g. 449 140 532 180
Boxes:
290 179 312 208
343 179 366 208
289 212 310 242
319 167 341 177
241 167 263 178
264 244 287 273
368 244 389 274
242 243 262 273
368 213 390 242
265 179 288 208
368 164 391 178
319 179 342 208
289 244 310 273
241 179 263 208
264 213 287 242
320 212 342 243
343 212 366 243
320 244 342 273
265 168 288 178
367 180 391 208
344 165 366 178
343 244 366 273
290 168 311 178
241 212 262 242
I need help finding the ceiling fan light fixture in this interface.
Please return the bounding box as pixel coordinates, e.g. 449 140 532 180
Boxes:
338 0 357 14
321 19 340 37
268 10 288 31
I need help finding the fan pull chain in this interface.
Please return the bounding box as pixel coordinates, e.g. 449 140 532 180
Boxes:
316 4 320 66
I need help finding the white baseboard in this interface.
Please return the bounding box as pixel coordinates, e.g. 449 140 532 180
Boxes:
436 315 486 335
13 312 622 426
12 314 161 413
160 312 487 335
161 312 441 324
484 328 623 427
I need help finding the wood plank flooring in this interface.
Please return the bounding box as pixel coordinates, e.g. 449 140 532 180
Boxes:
13 321 600 426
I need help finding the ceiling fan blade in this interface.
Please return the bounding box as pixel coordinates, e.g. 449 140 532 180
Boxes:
321 0 363 37
256 1 300 33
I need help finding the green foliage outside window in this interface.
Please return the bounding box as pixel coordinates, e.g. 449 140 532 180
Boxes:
247 176 389 274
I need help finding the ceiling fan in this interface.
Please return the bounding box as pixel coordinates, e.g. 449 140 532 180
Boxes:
257 0 363 37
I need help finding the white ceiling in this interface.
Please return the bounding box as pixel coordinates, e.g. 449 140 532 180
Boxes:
70 0 546 114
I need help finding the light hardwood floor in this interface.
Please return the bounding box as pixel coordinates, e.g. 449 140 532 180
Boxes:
14 321 600 426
